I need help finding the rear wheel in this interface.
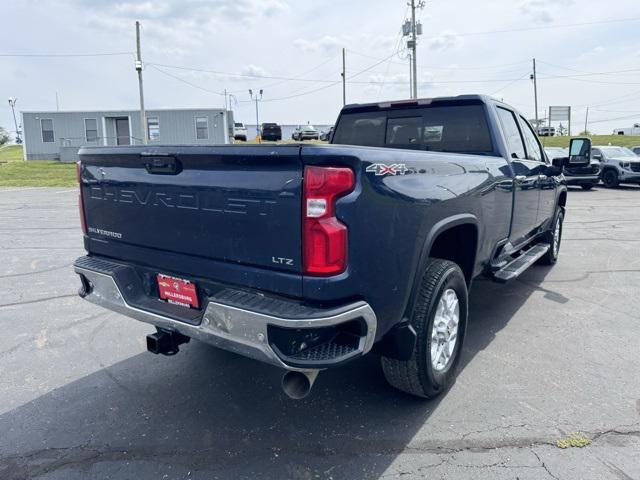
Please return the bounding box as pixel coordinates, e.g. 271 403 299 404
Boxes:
581 184 594 191
603 170 619 188
381 259 468 398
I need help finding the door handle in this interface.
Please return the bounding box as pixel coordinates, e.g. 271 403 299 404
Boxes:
143 155 180 175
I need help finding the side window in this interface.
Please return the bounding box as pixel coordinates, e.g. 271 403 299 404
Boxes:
592 148 602 160
195 116 209 140
519 117 543 162
147 117 160 141
84 118 98 142
41 119 54 143
496 108 525 159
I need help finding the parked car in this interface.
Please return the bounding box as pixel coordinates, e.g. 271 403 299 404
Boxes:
292 125 320 141
233 122 248 141
631 146 640 156
538 126 556 137
261 123 282 141
544 147 600 190
592 146 640 187
320 126 334 142
74 94 574 400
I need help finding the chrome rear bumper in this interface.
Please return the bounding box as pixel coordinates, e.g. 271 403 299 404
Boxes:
74 256 377 371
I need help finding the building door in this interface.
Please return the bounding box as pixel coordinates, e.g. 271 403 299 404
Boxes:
115 118 130 145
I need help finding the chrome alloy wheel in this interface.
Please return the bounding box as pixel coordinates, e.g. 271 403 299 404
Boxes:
430 288 460 372
553 215 562 257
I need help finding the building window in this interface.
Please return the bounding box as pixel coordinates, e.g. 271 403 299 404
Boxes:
147 117 160 141
195 116 209 140
84 118 98 142
41 119 54 143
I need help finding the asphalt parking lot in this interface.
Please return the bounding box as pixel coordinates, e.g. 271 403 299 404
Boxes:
1 185 639 480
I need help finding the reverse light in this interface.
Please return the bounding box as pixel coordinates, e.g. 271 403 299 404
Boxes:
77 161 87 235
303 166 355 276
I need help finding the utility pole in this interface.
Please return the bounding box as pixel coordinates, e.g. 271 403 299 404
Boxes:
341 48 346 106
249 89 263 143
135 21 148 145
408 53 413 98
7 97 21 144
55 92 59 111
410 0 418 99
531 58 539 128
403 1 424 99
584 107 589 135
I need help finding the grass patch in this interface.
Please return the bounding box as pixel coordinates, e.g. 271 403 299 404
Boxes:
0 145 76 187
556 433 592 449
540 135 640 149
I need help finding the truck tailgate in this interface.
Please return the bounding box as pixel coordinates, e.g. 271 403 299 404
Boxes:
79 145 302 275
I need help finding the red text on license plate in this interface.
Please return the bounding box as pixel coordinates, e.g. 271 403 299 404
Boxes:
156 274 199 309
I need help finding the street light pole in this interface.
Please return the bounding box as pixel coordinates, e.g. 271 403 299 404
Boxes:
7 97 21 144
249 89 263 143
531 58 539 129
135 21 148 145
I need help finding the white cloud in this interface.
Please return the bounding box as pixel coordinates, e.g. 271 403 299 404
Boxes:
293 36 343 55
427 32 461 51
240 64 270 78
519 0 574 24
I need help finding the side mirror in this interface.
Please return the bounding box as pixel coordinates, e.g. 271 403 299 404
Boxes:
548 157 565 176
568 137 592 166
592 154 602 162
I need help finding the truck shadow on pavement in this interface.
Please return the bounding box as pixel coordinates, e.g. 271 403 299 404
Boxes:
0 269 553 480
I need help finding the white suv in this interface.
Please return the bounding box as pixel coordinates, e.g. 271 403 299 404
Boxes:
233 122 248 141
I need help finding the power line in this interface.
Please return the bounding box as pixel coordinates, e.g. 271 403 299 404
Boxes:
0 52 134 57
261 50 402 103
424 16 640 40
146 61 342 84
489 71 531 96
588 113 640 124
148 64 226 96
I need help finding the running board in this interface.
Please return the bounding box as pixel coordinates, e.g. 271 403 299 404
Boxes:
492 243 550 283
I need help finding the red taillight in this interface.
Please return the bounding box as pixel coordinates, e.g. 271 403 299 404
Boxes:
303 166 354 276
77 161 87 235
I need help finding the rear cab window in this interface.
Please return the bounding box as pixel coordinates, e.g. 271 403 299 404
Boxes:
332 102 494 155
496 107 526 160
518 116 544 162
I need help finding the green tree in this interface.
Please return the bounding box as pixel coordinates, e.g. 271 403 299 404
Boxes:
0 127 9 145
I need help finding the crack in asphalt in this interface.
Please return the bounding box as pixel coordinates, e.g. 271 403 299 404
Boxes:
0 262 73 279
531 448 561 480
3 426 638 478
0 293 78 309
0 311 111 358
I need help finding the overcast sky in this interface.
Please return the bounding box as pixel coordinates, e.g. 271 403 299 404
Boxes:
2 0 640 136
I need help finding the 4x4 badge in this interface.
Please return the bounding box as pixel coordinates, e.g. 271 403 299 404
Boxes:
366 163 408 176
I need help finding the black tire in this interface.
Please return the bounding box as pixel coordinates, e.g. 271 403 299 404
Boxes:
580 184 594 191
602 169 619 188
381 259 468 398
538 209 564 265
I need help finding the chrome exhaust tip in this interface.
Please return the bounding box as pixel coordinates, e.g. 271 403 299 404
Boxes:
281 370 319 400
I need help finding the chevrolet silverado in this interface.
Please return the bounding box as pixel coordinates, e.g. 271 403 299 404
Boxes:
74 95 589 399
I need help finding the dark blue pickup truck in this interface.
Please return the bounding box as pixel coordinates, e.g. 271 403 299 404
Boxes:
74 95 590 399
